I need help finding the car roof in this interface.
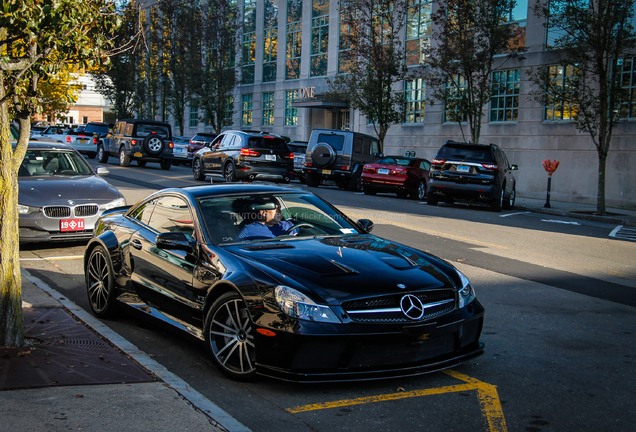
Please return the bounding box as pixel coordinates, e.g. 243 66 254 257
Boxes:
20 141 77 151
443 141 495 149
153 184 305 200
193 132 217 137
118 119 170 126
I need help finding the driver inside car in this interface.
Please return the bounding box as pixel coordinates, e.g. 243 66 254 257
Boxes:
238 201 298 240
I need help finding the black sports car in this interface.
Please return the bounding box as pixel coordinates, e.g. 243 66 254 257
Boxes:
84 184 484 382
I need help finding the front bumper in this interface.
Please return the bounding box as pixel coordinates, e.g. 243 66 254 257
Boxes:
253 300 484 382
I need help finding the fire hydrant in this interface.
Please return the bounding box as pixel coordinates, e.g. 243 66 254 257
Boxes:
542 159 560 208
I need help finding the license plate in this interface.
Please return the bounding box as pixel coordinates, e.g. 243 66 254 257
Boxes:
457 165 470 173
60 219 85 232
321 169 331 175
265 154 276 161
378 168 390 175
78 139 87 144
134 152 143 157
174 148 186 154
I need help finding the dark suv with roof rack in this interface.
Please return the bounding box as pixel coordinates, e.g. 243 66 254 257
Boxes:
192 130 294 183
427 141 518 212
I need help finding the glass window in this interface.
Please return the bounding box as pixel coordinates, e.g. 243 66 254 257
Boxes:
404 78 426 123
242 94 253 126
317 133 344 151
285 90 298 125
147 196 195 239
262 92 275 126
311 0 329 77
490 69 521 122
405 0 432 66
263 0 278 82
286 0 303 80
225 96 234 125
444 75 468 123
242 0 257 85
617 57 636 118
544 65 578 121
189 101 199 127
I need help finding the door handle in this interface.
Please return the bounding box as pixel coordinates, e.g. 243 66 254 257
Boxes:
131 239 142 250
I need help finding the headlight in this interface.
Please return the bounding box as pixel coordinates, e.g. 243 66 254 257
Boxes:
18 204 40 215
457 270 476 308
275 286 341 324
101 197 126 211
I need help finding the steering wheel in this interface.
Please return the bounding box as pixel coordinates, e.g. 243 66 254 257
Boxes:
284 222 315 235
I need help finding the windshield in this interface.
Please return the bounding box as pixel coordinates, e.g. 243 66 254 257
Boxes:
18 150 93 177
196 192 361 244
377 157 415 166
437 144 495 163
84 124 109 135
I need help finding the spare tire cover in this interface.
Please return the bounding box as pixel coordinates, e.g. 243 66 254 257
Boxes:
311 143 336 167
143 134 165 156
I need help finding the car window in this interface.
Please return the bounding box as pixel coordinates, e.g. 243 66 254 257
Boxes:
437 144 495 163
84 124 109 135
247 136 287 149
19 150 93 177
420 160 431 170
316 133 344 151
129 199 157 226
288 144 307 153
125 123 134 136
135 123 170 138
197 193 361 244
147 195 195 238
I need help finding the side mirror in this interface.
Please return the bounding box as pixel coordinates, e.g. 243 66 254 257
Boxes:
157 232 195 253
96 167 110 176
357 219 374 233
511 164 518 170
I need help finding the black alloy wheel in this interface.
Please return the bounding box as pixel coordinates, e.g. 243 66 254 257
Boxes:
205 292 257 381
85 245 119 318
414 179 427 200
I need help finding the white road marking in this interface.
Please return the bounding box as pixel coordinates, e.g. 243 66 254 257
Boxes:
499 212 530 217
541 219 581 225
609 225 636 241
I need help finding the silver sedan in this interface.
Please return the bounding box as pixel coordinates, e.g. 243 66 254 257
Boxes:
18 141 126 243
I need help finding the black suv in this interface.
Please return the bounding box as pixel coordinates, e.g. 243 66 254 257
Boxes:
304 129 382 191
100 119 174 170
427 141 518 211
192 130 294 182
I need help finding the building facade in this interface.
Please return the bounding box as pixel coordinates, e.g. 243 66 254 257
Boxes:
153 0 636 209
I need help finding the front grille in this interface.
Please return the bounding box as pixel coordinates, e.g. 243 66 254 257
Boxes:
343 290 456 323
43 205 99 218
44 206 71 218
75 205 99 217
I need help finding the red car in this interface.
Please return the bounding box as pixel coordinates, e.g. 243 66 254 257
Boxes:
362 154 431 200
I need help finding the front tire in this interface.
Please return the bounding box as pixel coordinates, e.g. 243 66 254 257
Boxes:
204 292 257 381
97 144 109 163
85 245 119 318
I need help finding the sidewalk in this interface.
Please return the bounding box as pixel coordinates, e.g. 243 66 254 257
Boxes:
0 270 250 432
2 196 633 432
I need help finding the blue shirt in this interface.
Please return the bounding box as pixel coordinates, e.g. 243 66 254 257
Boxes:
238 220 297 240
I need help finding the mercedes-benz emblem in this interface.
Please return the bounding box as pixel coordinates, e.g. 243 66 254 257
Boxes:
400 294 425 320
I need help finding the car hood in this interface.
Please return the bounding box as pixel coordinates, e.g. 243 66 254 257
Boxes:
225 235 456 303
19 176 122 206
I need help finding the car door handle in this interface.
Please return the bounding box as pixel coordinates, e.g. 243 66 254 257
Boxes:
131 239 143 250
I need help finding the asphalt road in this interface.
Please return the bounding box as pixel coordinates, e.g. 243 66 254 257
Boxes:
19 161 636 432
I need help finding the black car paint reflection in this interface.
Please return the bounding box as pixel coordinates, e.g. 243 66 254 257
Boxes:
84 184 484 382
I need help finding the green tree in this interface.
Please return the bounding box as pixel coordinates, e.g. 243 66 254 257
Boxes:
92 0 141 120
424 0 526 143
325 0 410 149
529 0 636 215
159 0 200 135
189 0 239 133
0 0 119 347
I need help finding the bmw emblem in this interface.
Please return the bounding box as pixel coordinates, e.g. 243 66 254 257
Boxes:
67 200 75 206
400 294 425 320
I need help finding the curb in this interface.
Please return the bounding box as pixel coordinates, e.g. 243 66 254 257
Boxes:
515 205 636 227
21 268 251 432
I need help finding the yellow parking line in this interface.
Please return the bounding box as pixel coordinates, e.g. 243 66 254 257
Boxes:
286 370 507 432
20 256 83 261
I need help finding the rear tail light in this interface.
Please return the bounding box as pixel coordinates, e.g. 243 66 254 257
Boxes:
66 136 71 143
240 148 260 157
93 137 97 144
131 139 137 146
481 163 499 170
340 166 350 170
393 169 408 177
284 153 294 159
305 162 313 167
363 166 373 173
168 142 174 148
431 158 446 165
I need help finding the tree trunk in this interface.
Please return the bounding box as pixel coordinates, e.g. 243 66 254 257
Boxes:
597 150 607 215
0 98 24 348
